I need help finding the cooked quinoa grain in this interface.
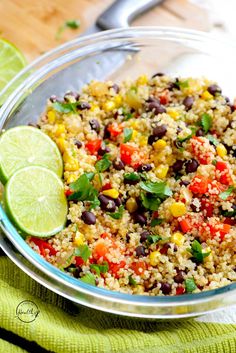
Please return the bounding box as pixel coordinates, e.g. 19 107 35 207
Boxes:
27 75 236 295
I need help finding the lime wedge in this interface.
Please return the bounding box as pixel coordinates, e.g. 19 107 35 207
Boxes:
0 126 63 184
0 39 27 103
5 166 68 237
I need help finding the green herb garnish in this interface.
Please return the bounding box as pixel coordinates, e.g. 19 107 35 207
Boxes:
129 275 137 286
56 19 80 40
175 80 189 89
150 218 164 227
187 240 210 263
147 234 162 244
124 172 140 182
80 272 96 286
108 205 124 219
206 134 219 146
75 244 91 262
52 101 79 113
219 186 236 200
185 278 197 293
90 262 109 276
201 113 212 134
68 174 99 209
140 181 172 198
95 154 112 173
177 127 196 143
140 192 161 211
123 127 133 143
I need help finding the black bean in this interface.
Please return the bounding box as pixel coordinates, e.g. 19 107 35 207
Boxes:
140 231 150 243
137 164 152 172
183 96 194 110
98 194 116 212
79 102 91 110
111 83 120 94
172 160 184 173
196 128 205 137
115 197 122 207
133 213 147 225
98 145 111 156
73 267 83 278
135 245 146 257
148 135 158 145
180 180 190 187
168 82 176 91
147 101 166 114
152 72 164 78
153 124 167 138
126 233 131 243
190 200 200 212
89 119 100 133
64 91 80 101
174 271 185 283
185 158 199 173
113 159 124 170
74 140 82 149
160 282 172 295
207 84 221 96
81 211 96 225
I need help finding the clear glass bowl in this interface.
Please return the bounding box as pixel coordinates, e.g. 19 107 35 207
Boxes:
0 27 235 319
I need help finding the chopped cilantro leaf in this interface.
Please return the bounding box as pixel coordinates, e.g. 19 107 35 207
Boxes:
147 234 162 244
108 205 124 219
219 186 236 200
140 192 161 211
123 127 133 143
201 113 212 134
56 19 80 40
74 244 91 262
129 275 137 286
124 172 140 182
90 262 109 276
68 174 99 208
80 272 96 285
140 181 172 198
150 218 164 227
187 240 210 263
95 154 111 173
185 278 197 293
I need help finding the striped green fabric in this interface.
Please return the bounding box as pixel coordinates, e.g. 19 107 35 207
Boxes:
0 257 235 353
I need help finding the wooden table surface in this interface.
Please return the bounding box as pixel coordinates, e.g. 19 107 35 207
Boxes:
0 0 209 62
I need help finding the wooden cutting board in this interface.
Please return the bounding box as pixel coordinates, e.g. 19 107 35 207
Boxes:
0 0 209 62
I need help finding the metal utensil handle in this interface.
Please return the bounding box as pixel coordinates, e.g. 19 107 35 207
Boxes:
97 0 164 30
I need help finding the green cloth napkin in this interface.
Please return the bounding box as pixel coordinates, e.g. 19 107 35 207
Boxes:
0 256 235 353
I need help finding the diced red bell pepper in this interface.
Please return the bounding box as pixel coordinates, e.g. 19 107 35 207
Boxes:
208 222 231 240
107 123 123 137
30 237 57 257
191 136 215 165
85 139 102 155
65 189 73 197
120 143 139 166
179 219 191 233
215 161 233 185
224 218 236 226
101 182 112 191
189 175 209 194
131 261 147 275
109 260 126 278
75 256 84 267
159 90 169 105
176 286 185 295
201 198 214 217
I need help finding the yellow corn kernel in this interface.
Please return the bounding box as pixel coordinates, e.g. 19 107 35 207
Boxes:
74 232 85 247
47 110 56 124
137 74 148 85
149 251 161 266
216 144 227 158
170 202 187 217
102 189 119 199
114 94 122 107
126 197 138 213
131 130 138 141
203 247 212 262
90 81 108 96
63 151 72 163
153 139 167 152
130 120 139 129
57 137 67 153
139 136 148 146
64 160 79 172
90 104 99 112
103 100 116 112
155 165 169 179
55 124 66 137
66 173 78 184
168 110 179 120
201 90 213 100
171 232 185 246
125 90 142 109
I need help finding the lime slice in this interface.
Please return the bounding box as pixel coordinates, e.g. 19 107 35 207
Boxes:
0 39 27 103
5 166 68 237
0 126 63 184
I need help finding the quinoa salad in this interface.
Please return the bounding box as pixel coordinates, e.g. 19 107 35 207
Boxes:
27 74 236 296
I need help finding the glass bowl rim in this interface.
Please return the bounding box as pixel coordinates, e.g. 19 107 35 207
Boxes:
0 26 235 306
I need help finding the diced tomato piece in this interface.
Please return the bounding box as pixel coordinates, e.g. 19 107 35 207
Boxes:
159 90 169 105
100 232 111 239
93 242 108 260
215 161 227 172
131 261 147 275
179 219 191 233
30 237 57 257
75 256 84 267
109 260 126 278
215 161 233 185
176 286 185 295
120 143 139 165
208 222 231 240
191 136 215 164
65 189 73 197
101 182 112 191
85 139 102 155
107 123 123 137
207 180 224 197
189 175 209 194
201 198 214 217
224 218 236 226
